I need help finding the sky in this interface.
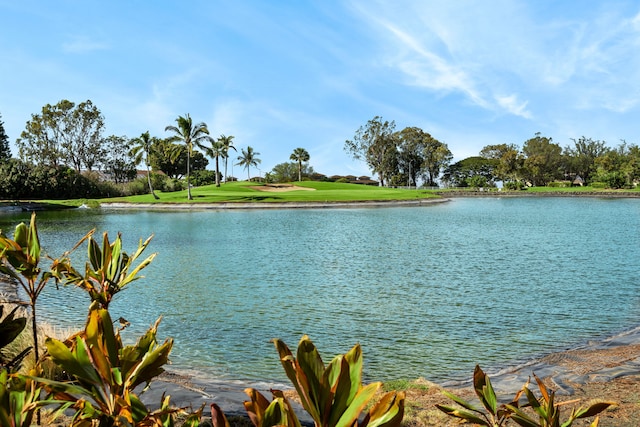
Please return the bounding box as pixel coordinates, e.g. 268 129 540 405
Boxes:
2 1 640 178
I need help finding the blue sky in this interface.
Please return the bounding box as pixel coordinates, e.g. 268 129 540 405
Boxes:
2 1 640 178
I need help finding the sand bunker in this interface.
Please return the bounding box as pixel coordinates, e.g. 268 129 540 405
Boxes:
250 184 315 192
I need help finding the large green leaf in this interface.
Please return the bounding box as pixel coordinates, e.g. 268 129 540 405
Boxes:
87 237 102 272
574 401 615 419
343 343 363 405
0 305 27 349
274 339 319 422
362 391 404 427
296 336 325 410
327 358 352 427
473 365 497 415
334 382 380 427
436 404 491 426
107 236 122 282
26 213 40 264
126 339 173 390
45 337 99 385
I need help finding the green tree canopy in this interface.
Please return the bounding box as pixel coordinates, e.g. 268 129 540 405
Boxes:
290 147 310 182
269 161 315 183
480 143 522 183
16 99 105 172
218 134 236 183
345 116 398 186
130 131 160 198
236 146 261 180
398 127 452 187
103 135 136 184
0 113 10 162
198 137 225 187
563 137 609 184
165 114 211 199
442 156 498 187
522 133 563 186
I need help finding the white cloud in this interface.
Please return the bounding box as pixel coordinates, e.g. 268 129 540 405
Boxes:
62 36 109 54
495 94 532 119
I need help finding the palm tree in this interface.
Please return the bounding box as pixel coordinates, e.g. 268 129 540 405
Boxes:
198 137 224 187
218 134 236 183
165 114 211 200
290 147 310 182
130 131 160 199
236 146 261 181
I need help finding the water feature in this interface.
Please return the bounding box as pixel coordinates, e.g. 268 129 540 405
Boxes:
1 197 639 385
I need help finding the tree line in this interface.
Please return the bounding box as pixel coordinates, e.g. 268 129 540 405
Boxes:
0 100 270 200
345 116 640 189
3 104 639 201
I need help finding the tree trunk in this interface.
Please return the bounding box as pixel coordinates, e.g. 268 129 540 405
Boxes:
187 152 192 200
215 157 220 187
146 164 159 199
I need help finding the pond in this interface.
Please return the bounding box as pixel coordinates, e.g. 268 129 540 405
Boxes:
1 197 639 385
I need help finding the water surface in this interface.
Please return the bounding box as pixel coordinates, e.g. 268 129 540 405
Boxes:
2 197 639 383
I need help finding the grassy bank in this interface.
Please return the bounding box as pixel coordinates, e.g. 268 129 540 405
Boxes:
99 181 441 204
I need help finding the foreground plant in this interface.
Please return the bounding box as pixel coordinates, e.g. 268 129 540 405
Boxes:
437 365 614 427
0 212 53 365
436 365 515 426
212 335 405 427
54 231 156 309
38 300 180 426
506 373 614 427
0 368 50 427
0 304 29 371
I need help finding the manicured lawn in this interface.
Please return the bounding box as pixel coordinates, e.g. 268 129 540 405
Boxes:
99 181 441 204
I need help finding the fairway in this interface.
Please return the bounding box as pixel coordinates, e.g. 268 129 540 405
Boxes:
100 181 442 204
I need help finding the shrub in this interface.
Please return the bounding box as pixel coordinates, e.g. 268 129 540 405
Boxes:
547 181 571 188
504 181 526 191
192 170 219 186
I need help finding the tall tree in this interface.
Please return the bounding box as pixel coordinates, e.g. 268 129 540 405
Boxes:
131 131 160 198
564 137 609 184
344 116 398 186
236 146 261 180
0 113 10 162
522 133 563 186
269 162 315 183
398 127 452 187
149 138 181 177
442 156 498 187
165 114 211 200
290 147 310 182
218 134 236 183
198 137 224 187
16 100 105 172
480 143 522 184
103 135 137 184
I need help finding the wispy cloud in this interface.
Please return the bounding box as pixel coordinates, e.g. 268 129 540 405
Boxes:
495 94 531 119
62 36 109 54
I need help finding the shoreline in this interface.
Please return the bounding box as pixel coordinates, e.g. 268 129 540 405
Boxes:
100 198 448 210
143 323 640 415
3 190 640 214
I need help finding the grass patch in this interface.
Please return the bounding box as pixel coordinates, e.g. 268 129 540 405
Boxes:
98 181 441 204
525 185 640 193
383 378 432 393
